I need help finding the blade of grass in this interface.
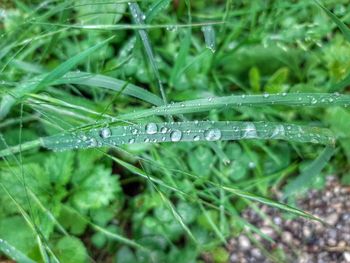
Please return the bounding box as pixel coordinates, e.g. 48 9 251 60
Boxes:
128 2 168 106
0 238 36 263
40 121 335 152
283 145 335 197
0 37 114 120
116 93 350 120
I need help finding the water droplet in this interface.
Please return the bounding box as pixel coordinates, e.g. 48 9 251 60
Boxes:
263 93 269 98
193 135 200 141
204 128 222 141
241 94 246 99
311 97 317 104
131 128 138 135
170 130 182 142
100 127 112 138
311 138 319 144
160 127 168 133
145 123 158 134
271 125 285 138
248 162 256 169
129 138 135 144
89 138 98 147
243 123 257 138
282 92 287 96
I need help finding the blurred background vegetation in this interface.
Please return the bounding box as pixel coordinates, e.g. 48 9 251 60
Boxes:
0 0 350 262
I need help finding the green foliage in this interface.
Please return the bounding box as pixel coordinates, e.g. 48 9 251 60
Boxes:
0 0 350 262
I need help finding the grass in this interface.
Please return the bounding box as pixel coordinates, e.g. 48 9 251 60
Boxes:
0 0 350 262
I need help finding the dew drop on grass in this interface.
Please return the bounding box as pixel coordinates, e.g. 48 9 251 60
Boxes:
100 127 112 138
204 128 222 141
311 97 318 104
170 130 182 142
131 128 138 135
263 92 270 98
243 123 257 138
129 138 135 144
193 135 200 141
201 25 216 52
160 127 168 133
248 161 256 169
145 123 158 134
89 138 98 147
271 124 285 138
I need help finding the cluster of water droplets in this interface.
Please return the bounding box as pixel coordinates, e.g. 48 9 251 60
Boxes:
0 238 18 261
128 2 146 24
42 120 335 152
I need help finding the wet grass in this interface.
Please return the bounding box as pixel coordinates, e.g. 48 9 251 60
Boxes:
0 0 350 262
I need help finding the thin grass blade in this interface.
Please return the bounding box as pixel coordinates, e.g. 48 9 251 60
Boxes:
0 37 114 120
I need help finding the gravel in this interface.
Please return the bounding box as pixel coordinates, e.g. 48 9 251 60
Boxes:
228 176 350 263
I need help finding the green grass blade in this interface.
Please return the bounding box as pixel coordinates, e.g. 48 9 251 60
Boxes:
0 37 114 120
0 238 36 263
55 72 163 106
128 2 168 105
41 121 335 152
221 185 321 222
62 205 148 251
118 93 350 120
283 146 335 197
314 0 350 42
145 0 171 23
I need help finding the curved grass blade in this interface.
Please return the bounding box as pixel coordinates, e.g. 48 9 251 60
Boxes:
118 93 350 120
128 2 168 105
62 205 148 252
283 145 335 197
41 121 335 152
314 0 350 42
0 37 114 120
56 71 163 106
221 185 321 222
0 238 36 263
313 0 350 91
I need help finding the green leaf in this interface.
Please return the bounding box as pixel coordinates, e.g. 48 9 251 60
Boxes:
249 67 261 93
71 165 120 210
45 152 74 186
115 246 137 263
265 67 289 93
55 236 88 263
